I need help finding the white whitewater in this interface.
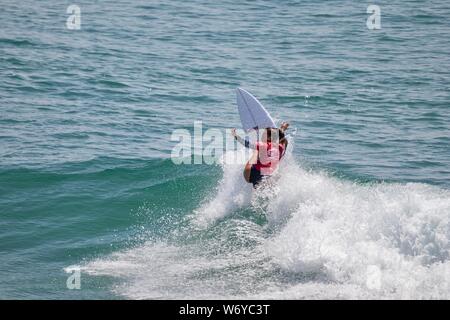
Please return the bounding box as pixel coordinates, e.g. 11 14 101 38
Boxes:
84 147 450 299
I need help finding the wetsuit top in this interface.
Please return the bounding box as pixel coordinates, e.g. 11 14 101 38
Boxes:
235 135 286 176
254 141 285 176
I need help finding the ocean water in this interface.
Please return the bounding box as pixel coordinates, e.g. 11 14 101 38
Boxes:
1 0 449 299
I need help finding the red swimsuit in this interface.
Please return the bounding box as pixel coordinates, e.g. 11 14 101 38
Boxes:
254 142 286 176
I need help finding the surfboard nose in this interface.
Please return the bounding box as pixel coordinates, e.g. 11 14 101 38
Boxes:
236 88 276 132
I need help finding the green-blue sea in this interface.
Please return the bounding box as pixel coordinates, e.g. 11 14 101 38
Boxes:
1 0 449 299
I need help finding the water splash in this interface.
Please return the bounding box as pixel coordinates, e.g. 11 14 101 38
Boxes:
85 147 450 299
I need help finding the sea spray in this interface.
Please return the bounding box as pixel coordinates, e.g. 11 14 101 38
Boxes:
265 160 450 298
85 147 450 299
192 149 253 227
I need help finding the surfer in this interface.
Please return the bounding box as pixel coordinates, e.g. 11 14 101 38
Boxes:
231 122 289 187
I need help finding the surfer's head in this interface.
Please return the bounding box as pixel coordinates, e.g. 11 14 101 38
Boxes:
263 128 286 143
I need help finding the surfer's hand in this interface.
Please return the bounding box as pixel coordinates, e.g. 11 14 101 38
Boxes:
231 128 237 137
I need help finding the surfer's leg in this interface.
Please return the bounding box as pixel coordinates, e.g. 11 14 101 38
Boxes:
249 166 264 188
244 162 252 183
244 150 258 183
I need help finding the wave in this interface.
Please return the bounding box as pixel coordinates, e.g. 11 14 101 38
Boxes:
83 146 450 299
265 159 450 298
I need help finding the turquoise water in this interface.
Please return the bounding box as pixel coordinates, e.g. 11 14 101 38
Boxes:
1 0 449 299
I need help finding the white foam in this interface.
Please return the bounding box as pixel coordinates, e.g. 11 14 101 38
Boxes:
192 149 253 227
84 147 450 299
265 157 450 299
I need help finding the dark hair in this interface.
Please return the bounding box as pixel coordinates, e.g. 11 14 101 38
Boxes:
265 128 286 143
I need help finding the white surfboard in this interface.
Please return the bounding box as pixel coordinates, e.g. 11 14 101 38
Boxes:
236 88 276 132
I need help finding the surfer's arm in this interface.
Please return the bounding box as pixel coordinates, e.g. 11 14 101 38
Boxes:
236 135 257 149
231 129 256 149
